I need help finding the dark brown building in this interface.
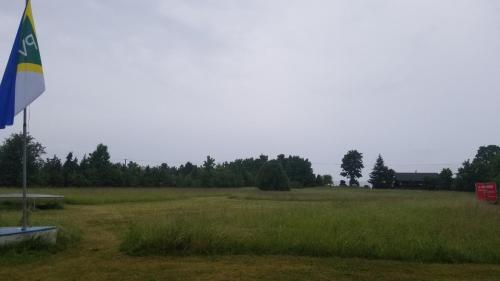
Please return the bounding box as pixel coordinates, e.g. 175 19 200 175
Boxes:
394 172 439 188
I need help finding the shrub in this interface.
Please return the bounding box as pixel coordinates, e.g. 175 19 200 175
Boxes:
256 161 290 191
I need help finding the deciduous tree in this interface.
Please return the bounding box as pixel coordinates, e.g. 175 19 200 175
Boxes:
256 161 290 191
0 133 45 186
438 168 453 190
340 150 364 186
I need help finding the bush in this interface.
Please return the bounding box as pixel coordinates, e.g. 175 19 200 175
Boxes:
256 161 290 191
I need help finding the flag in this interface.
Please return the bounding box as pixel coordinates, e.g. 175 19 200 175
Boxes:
0 0 45 129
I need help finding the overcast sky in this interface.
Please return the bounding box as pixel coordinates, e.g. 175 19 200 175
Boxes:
1 0 499 182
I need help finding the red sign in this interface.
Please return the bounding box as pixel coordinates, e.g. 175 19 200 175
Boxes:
475 182 497 203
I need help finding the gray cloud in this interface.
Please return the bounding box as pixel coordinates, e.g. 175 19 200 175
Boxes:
1 0 499 182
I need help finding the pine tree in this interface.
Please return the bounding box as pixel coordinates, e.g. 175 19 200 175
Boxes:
368 154 395 189
63 152 80 186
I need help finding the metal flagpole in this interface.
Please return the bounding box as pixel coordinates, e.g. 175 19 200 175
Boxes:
21 0 29 231
22 108 28 230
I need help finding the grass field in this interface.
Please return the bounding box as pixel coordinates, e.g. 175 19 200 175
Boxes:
1 187 500 281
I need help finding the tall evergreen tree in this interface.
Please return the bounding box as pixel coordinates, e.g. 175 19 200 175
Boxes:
85 144 114 186
42 155 64 186
368 154 395 189
62 152 80 186
201 156 216 187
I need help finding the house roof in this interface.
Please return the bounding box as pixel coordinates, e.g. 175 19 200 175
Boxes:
395 172 439 182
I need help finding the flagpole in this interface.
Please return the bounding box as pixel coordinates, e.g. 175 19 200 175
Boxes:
22 108 28 230
21 0 29 231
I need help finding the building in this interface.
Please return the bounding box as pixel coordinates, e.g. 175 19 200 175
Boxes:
394 172 439 188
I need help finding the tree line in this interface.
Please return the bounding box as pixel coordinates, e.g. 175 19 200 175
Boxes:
0 133 333 188
339 146 500 191
1 133 497 191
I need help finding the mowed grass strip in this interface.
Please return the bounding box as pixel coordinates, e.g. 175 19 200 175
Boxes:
122 190 500 264
0 187 241 205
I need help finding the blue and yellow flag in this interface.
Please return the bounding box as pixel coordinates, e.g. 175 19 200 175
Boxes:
0 0 45 129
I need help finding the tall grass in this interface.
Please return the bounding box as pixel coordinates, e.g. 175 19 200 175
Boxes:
122 190 500 264
0 226 81 264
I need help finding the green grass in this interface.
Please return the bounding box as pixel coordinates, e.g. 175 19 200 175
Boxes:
1 187 500 281
0 225 81 265
121 189 500 263
0 187 241 205
0 200 64 210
